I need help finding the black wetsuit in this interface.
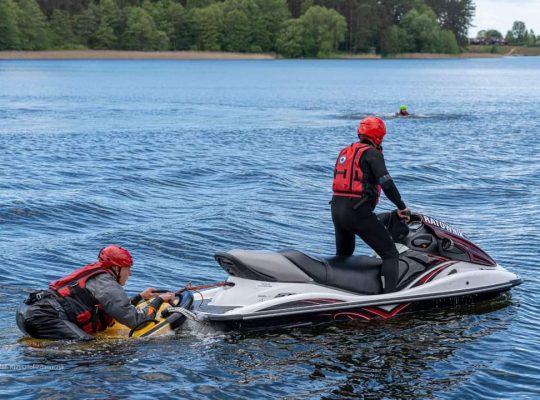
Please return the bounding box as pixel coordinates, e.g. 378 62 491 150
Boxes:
331 142 407 293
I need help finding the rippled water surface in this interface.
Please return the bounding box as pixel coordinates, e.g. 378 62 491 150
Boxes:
0 58 539 399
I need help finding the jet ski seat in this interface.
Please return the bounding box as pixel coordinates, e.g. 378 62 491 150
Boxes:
280 250 383 295
215 250 315 283
214 249 383 295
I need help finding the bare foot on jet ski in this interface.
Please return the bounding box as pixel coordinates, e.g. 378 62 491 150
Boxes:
397 208 411 222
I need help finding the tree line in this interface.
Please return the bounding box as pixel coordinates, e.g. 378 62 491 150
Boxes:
506 21 538 46
0 0 473 56
476 21 539 47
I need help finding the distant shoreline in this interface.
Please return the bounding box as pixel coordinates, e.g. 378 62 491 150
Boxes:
0 50 276 60
0 50 532 60
338 52 503 59
386 52 503 59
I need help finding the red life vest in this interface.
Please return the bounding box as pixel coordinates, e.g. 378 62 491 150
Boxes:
332 142 382 202
49 263 115 333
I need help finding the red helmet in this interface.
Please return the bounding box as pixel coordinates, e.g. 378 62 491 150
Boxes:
357 116 386 146
98 245 133 268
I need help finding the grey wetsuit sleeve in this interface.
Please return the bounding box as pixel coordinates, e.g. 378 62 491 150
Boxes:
86 274 161 328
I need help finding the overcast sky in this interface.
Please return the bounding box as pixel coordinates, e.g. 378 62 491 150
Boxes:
470 0 540 36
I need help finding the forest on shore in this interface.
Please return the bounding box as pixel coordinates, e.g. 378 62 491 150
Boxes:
0 0 475 57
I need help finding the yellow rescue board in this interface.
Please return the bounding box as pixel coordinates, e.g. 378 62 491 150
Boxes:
98 301 175 339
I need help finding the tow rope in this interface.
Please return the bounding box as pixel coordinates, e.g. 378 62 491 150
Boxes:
163 307 197 320
176 281 233 294
175 281 234 311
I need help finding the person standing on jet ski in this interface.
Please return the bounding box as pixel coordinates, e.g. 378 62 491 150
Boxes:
16 245 176 340
331 116 411 293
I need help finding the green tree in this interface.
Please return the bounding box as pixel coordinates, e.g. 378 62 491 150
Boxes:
15 0 49 49
484 29 502 39
220 0 266 53
439 29 458 53
527 29 536 46
511 21 527 44
312 0 379 53
170 6 195 50
276 5 345 57
143 0 191 50
70 0 120 48
72 2 99 47
399 7 441 52
222 8 251 52
191 3 223 51
186 0 215 9
48 9 77 48
276 18 304 57
505 30 515 44
122 6 169 50
380 24 402 55
93 20 116 48
143 0 171 47
0 0 22 49
252 0 290 52
310 0 472 51
300 5 346 56
99 0 122 38
0 0 483 54
424 0 474 46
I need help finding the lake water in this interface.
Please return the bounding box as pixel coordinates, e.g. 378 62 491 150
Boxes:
0 58 539 399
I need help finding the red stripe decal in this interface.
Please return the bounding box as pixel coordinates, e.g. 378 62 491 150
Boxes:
364 303 410 319
415 262 457 286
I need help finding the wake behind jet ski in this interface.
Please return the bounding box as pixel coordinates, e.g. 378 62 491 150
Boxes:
158 213 521 333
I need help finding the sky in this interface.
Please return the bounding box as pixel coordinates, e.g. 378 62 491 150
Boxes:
470 0 540 37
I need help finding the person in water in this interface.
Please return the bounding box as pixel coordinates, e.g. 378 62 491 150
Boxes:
331 116 411 293
397 105 409 117
16 245 175 340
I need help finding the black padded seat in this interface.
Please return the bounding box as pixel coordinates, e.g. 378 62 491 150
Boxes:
279 250 383 295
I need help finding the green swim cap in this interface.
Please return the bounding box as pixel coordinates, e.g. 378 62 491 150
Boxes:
400 105 407 111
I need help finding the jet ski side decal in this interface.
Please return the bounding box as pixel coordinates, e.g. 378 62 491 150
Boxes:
421 215 467 238
321 264 454 322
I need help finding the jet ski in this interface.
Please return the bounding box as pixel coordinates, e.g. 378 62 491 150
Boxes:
178 212 522 332
110 212 521 337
